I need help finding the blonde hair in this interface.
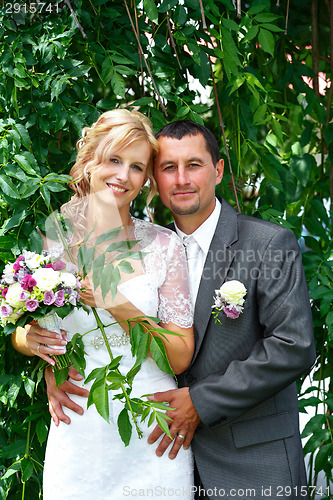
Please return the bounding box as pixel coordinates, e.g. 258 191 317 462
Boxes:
62 109 159 236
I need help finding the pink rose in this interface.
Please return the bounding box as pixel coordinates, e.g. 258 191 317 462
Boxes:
25 299 39 312
224 305 240 319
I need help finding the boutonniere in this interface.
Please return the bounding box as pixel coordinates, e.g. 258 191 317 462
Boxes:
212 280 247 322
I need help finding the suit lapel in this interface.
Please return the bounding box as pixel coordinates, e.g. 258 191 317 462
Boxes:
191 200 239 363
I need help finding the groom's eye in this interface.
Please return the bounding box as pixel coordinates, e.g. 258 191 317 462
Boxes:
163 165 175 171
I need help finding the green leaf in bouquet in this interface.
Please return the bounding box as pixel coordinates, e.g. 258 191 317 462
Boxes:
117 408 132 446
92 253 106 290
88 377 109 423
54 304 73 319
85 365 107 384
150 336 174 376
70 350 86 378
95 226 122 245
117 260 134 274
105 240 138 253
54 366 70 386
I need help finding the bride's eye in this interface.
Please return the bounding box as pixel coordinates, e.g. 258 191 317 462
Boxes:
110 158 120 164
131 164 143 172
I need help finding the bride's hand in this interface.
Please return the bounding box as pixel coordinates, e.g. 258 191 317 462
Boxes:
80 276 126 311
26 323 68 365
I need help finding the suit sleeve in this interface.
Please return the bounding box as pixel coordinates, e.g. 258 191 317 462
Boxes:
189 228 316 428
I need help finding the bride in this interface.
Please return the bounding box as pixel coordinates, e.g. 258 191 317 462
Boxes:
12 109 195 499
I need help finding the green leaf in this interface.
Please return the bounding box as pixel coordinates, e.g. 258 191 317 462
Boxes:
301 414 326 438
54 366 70 386
254 13 281 23
258 28 274 57
243 25 259 42
314 443 332 475
117 408 132 446
95 226 122 245
21 457 34 482
14 152 39 175
303 429 330 455
133 325 150 365
29 230 44 253
0 174 20 198
13 124 30 149
221 26 241 78
156 412 172 438
159 0 178 13
23 377 35 398
150 336 174 375
88 377 109 423
77 245 95 277
40 185 51 207
92 253 106 290
117 260 134 274
0 440 26 459
1 462 21 480
111 72 126 98
85 366 107 385
105 240 138 253
289 154 312 187
3 210 28 232
143 0 158 23
36 418 49 445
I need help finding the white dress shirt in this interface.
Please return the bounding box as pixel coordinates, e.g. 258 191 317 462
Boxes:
175 198 221 303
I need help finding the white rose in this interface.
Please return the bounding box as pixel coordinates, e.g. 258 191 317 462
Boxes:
59 271 77 288
2 263 16 284
5 283 26 308
32 268 61 291
25 253 47 270
218 280 247 306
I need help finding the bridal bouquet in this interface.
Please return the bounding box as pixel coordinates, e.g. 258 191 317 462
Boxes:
0 250 81 331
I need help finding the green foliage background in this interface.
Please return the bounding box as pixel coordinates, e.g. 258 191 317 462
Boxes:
0 0 332 498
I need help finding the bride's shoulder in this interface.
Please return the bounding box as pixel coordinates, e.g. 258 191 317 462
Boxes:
132 217 180 246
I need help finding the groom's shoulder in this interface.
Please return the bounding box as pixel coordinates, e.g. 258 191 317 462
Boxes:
236 211 298 247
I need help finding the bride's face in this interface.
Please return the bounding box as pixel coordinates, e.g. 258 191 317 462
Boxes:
88 139 151 212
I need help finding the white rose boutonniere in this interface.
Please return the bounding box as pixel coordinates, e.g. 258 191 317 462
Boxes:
212 280 247 322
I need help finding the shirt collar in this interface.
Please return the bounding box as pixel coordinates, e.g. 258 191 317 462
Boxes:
175 198 221 256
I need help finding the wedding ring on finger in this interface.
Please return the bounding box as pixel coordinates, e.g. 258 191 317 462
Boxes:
176 433 186 440
37 344 41 353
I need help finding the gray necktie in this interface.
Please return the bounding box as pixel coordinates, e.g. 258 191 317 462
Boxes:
183 236 201 301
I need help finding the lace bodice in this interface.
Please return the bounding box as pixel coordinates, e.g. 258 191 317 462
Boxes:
46 217 193 330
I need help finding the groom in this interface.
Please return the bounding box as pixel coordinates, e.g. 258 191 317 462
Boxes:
45 120 315 499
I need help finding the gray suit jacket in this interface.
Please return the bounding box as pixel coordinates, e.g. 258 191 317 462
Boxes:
176 199 316 499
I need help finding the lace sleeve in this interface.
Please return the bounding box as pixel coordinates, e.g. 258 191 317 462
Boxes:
157 232 193 328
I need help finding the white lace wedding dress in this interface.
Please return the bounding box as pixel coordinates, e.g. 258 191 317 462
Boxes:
43 218 194 500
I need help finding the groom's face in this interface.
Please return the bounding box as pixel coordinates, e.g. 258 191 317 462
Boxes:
154 133 223 231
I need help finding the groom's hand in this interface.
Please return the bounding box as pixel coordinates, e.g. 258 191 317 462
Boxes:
45 365 89 426
147 387 201 459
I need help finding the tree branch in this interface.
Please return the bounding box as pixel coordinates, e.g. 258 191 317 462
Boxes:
124 0 167 116
64 0 87 39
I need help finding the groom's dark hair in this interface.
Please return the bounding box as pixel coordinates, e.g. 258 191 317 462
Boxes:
155 120 220 166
